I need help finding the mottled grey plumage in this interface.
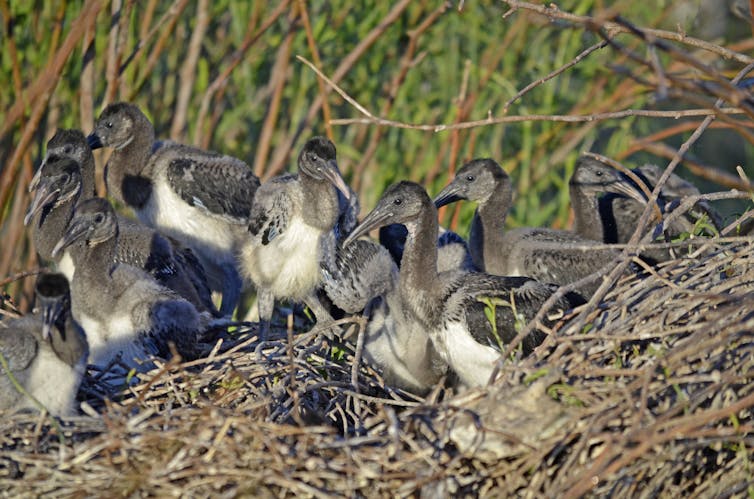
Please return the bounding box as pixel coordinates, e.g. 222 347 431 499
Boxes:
26 147 218 316
572 157 722 262
52 198 205 370
434 158 646 297
320 237 398 315
88 102 260 316
346 182 583 388
240 137 351 336
0 273 87 417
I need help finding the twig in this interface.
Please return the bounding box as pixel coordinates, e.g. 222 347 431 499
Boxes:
503 40 609 111
170 0 209 141
498 0 754 65
194 0 291 147
298 0 333 142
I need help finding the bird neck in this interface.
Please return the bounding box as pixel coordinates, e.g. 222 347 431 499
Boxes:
105 124 154 206
470 180 512 271
72 236 118 285
81 155 98 199
33 198 75 261
300 175 340 230
570 184 606 242
49 314 87 367
399 204 442 301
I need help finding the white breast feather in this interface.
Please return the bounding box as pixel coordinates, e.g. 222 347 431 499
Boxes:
242 218 324 300
57 251 76 280
23 346 83 417
442 321 501 387
140 172 242 288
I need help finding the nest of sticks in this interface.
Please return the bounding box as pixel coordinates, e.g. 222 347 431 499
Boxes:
1 232 753 497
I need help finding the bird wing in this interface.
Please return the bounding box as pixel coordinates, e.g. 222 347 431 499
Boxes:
116 218 178 279
246 175 297 246
0 323 39 371
514 229 618 289
450 273 573 356
166 152 259 224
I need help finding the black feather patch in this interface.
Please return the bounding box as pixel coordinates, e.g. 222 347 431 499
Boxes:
122 174 153 209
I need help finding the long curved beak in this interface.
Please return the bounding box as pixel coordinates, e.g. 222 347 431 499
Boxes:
608 172 650 204
29 159 47 193
52 218 90 258
24 182 60 226
343 207 394 248
321 159 352 200
87 133 103 150
39 295 64 341
433 182 465 208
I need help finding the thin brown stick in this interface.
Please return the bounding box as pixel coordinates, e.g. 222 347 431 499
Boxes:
499 0 754 65
170 0 209 141
503 40 609 111
298 0 333 142
264 0 413 179
330 107 745 131
255 7 296 179
194 1 291 147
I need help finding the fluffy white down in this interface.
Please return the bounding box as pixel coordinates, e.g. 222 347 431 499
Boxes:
57 251 76 281
362 294 445 394
22 345 84 417
141 172 243 289
74 267 195 369
241 218 324 300
441 321 501 387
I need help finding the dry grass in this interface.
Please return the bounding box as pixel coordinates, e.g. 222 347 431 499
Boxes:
2 236 753 497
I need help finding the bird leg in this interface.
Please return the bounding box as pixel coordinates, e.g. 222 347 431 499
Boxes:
257 288 275 342
303 294 339 339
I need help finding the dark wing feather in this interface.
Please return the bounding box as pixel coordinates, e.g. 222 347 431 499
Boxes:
452 274 579 356
517 229 618 297
247 175 296 246
167 155 259 223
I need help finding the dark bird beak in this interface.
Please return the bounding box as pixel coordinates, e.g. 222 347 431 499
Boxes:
609 172 651 205
321 159 352 201
24 181 60 226
52 218 90 257
87 133 103 150
433 182 465 208
28 158 47 193
38 293 65 341
343 205 394 248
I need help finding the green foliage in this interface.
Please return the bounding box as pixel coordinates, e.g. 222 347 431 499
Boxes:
479 292 526 352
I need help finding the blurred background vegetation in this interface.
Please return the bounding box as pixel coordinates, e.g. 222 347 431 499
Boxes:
1 0 753 309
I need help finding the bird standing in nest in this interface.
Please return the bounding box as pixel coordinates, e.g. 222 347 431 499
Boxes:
88 103 260 316
345 181 584 388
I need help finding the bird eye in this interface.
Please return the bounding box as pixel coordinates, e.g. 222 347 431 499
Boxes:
106 122 113 129
61 174 70 184
94 213 104 224
63 145 72 154
393 198 402 206
466 175 475 182
595 170 603 177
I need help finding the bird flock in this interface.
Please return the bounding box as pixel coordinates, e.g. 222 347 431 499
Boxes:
1 101 723 416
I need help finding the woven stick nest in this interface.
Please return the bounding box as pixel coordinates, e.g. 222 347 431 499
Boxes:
2 237 753 497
